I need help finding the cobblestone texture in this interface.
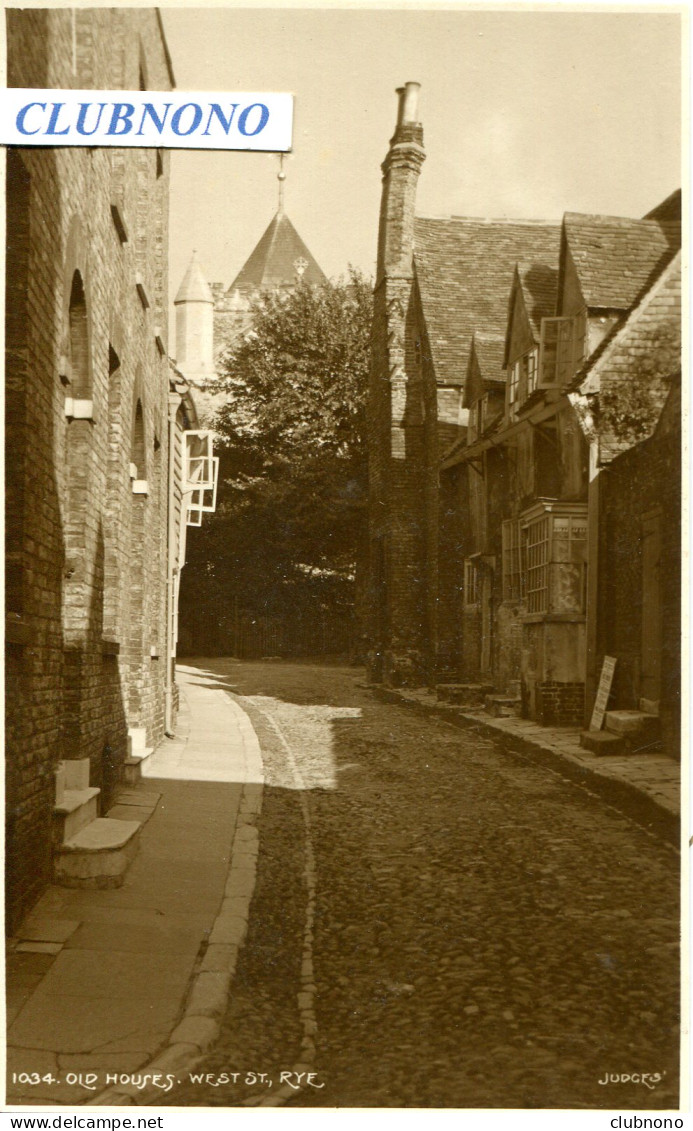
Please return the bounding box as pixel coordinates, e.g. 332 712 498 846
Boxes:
165 660 679 1110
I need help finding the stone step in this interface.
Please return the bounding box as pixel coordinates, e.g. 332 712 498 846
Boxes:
436 683 494 707
639 698 660 716
580 730 626 756
484 694 521 718
128 727 148 754
122 747 155 786
63 757 90 791
53 818 141 889
604 709 660 747
54 786 100 842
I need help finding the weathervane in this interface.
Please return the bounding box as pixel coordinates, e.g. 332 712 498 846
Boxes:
277 152 286 215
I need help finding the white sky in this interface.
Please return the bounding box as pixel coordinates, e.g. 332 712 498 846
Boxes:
163 5 682 314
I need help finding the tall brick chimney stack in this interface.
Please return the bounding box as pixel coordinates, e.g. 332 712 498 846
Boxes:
368 83 429 688
376 82 425 284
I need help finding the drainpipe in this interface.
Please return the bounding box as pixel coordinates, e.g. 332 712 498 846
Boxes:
568 388 601 728
584 440 601 727
164 390 181 734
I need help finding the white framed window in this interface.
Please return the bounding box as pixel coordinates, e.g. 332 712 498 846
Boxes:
502 520 525 602
187 456 219 527
184 430 215 491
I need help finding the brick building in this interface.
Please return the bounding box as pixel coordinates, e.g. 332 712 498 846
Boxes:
367 83 680 747
5 8 215 930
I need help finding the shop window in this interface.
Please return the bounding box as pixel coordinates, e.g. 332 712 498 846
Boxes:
525 514 550 613
521 503 587 616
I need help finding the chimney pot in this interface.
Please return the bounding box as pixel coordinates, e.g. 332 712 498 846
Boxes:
400 81 421 126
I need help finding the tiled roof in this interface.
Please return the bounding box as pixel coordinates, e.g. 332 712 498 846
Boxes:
471 333 506 385
575 252 681 464
229 211 326 295
563 213 680 312
516 261 559 338
413 218 561 385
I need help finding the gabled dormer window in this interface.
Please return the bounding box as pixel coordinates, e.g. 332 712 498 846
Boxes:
538 313 586 390
508 348 539 416
526 348 538 396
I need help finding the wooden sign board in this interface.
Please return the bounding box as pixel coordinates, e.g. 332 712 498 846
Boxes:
589 655 617 731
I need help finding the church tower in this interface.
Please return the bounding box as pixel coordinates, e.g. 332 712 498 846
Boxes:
174 250 216 385
174 165 327 377
213 163 326 349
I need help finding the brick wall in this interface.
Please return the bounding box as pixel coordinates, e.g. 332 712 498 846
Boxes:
5 9 174 931
597 382 680 756
535 681 585 727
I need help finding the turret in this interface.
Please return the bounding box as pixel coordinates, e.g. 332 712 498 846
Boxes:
174 251 215 384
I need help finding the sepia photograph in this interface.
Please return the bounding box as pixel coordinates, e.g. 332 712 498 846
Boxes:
3 0 684 1118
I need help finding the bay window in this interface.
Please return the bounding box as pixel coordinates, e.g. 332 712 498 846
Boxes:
520 501 587 616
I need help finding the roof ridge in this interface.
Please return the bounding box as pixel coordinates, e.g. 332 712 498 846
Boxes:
563 210 680 227
417 214 561 226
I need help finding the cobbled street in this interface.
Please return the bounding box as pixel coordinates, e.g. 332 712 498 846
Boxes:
165 659 679 1110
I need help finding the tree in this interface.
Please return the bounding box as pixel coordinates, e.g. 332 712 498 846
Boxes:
179 269 372 656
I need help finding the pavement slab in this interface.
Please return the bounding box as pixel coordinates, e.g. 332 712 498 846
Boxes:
6 665 264 1107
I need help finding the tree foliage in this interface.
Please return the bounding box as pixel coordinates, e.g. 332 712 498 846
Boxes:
181 270 372 649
